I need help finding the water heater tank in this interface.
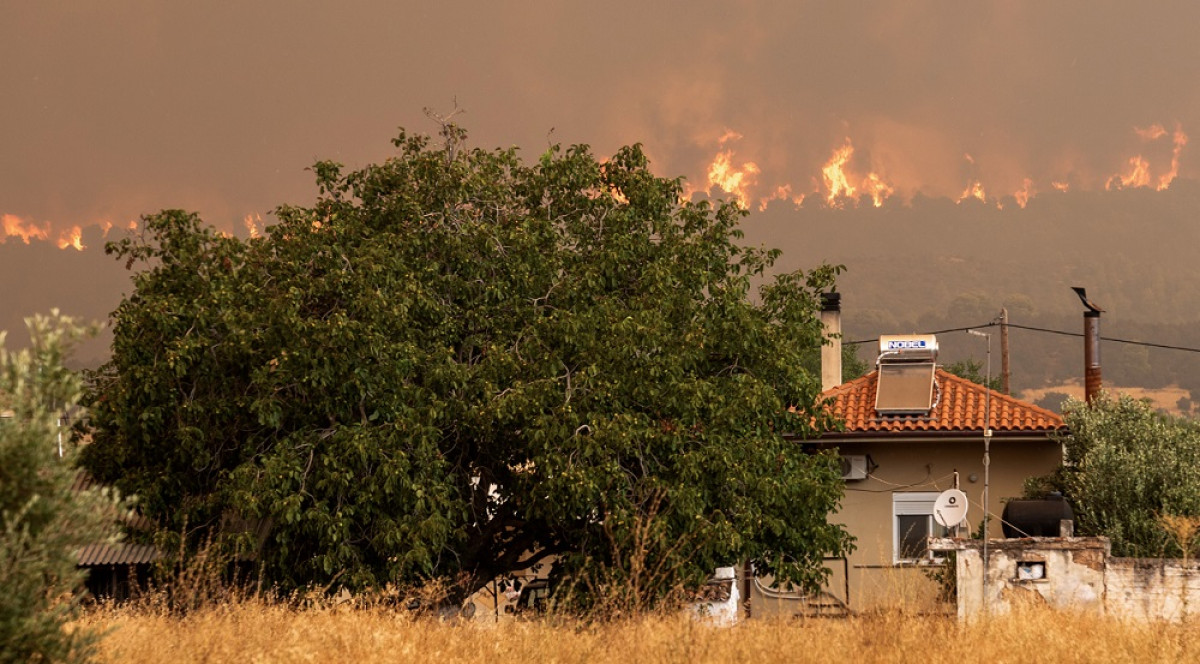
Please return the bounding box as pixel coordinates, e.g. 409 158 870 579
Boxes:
1001 498 1075 538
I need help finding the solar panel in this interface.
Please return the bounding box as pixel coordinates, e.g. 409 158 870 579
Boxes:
875 362 936 414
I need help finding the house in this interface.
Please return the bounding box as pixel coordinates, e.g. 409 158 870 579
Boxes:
751 326 1066 616
70 471 160 600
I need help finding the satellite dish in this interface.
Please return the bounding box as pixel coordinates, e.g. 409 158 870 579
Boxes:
933 489 969 528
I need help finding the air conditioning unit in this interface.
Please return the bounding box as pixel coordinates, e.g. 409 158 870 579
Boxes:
840 455 869 481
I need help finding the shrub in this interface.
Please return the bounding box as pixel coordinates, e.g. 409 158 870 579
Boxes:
0 311 114 662
1056 394 1200 557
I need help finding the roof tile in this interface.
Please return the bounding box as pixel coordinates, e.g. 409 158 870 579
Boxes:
821 369 1064 434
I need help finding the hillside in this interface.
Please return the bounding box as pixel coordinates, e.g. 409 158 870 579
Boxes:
4 183 1200 396
740 180 1200 401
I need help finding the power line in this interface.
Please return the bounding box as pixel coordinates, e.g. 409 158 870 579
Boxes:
846 324 992 345
1005 323 1200 353
848 322 1200 354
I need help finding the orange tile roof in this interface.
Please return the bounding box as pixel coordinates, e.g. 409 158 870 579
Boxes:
821 369 1064 434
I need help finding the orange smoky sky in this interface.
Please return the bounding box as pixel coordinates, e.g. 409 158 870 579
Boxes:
3 1 1200 355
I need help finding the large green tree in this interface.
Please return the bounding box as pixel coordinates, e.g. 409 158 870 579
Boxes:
82 126 852 604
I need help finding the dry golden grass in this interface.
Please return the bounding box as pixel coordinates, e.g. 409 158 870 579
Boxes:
79 599 1200 664
1020 383 1192 415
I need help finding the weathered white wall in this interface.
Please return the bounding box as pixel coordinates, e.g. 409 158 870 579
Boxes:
933 537 1200 622
1106 558 1200 622
942 537 1107 621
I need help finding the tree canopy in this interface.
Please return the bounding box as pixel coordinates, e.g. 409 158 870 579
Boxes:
82 126 853 604
942 359 1001 392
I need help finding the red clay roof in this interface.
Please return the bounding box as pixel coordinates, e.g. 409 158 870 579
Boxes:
821 369 1064 434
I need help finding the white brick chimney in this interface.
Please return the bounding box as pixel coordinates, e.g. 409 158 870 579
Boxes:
820 293 842 391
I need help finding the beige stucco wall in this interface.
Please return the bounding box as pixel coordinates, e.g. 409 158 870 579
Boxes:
813 437 1062 613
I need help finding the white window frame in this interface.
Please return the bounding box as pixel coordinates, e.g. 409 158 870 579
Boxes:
892 492 949 564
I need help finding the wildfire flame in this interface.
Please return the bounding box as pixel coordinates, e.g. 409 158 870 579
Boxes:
690 119 1194 213
0 214 240 250
756 185 806 211
819 138 894 208
244 213 262 239
678 129 766 209
1161 124 1188 190
1014 178 1035 208
2 214 50 244
5 120 1199 253
1106 123 1189 191
821 140 857 205
1107 155 1152 190
861 173 894 208
56 226 85 251
705 149 760 209
689 131 895 210
958 180 987 204
682 120 1193 213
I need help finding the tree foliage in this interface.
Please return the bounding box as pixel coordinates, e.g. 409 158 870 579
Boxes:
82 126 853 604
942 359 1001 392
1 311 113 662
1050 394 1200 557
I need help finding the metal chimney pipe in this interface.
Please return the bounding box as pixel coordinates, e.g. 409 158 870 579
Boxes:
1084 311 1101 404
1072 287 1104 404
820 292 843 391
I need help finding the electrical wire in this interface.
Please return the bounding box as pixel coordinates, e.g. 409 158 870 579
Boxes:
847 325 989 345
1005 323 1200 353
845 471 955 493
951 493 1035 539
849 321 1200 354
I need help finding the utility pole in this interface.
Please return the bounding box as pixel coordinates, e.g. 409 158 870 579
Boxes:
999 308 1010 395
967 328 993 615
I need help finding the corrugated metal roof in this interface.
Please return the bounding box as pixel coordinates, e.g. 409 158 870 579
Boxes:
71 471 155 531
75 543 160 567
821 369 1065 434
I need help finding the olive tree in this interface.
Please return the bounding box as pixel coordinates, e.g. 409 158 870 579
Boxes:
1048 394 1200 557
1 312 112 661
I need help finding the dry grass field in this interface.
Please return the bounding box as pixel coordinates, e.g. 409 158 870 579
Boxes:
1020 383 1193 416
79 599 1200 664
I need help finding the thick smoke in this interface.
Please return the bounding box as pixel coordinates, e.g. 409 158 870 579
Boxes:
4 1 1199 230
3 1 1200 386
